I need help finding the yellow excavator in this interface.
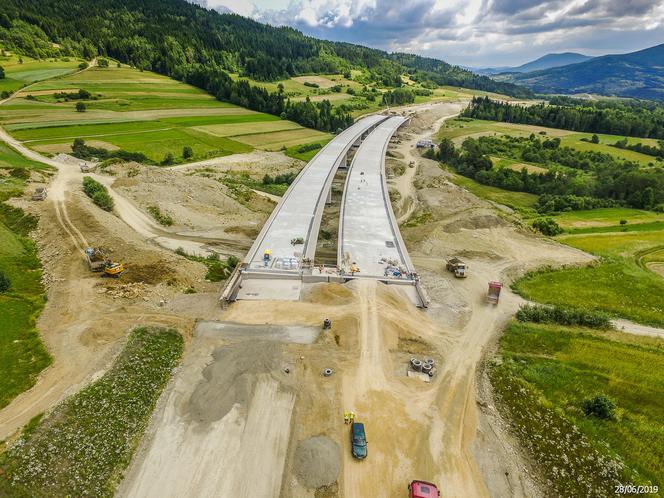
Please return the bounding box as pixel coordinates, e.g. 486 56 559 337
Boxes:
103 261 125 278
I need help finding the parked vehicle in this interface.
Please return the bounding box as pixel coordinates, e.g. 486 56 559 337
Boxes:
350 422 367 459
409 480 441 497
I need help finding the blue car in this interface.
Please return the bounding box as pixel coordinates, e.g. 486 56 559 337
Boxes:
351 422 367 459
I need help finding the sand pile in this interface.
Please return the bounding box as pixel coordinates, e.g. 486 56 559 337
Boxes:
293 436 341 488
187 341 289 424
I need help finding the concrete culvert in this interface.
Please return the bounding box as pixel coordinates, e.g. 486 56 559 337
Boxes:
422 363 432 373
411 359 422 371
294 436 341 488
322 368 333 377
424 358 435 366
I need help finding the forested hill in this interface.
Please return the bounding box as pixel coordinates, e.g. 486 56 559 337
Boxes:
500 43 664 101
0 0 531 98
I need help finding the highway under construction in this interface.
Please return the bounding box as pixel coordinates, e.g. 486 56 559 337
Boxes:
222 113 429 308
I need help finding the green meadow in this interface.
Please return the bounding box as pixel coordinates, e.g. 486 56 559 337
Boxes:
515 222 664 326
491 321 664 497
438 118 658 166
0 54 83 94
0 201 51 410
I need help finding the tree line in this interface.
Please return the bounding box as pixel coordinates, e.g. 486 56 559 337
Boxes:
0 0 529 95
463 97 664 139
434 135 664 211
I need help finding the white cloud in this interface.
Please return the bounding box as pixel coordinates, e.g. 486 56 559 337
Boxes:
209 0 664 66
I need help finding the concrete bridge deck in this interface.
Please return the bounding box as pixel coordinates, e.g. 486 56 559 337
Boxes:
243 114 387 271
338 116 429 307
222 113 428 307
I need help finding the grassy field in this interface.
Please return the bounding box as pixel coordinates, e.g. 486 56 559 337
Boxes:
0 327 183 497
0 142 48 170
515 222 664 326
556 208 664 229
446 170 539 213
0 54 83 94
491 321 663 496
438 118 657 166
284 138 332 161
1 65 330 163
0 204 51 411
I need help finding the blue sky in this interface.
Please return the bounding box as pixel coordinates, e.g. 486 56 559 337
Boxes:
200 0 664 67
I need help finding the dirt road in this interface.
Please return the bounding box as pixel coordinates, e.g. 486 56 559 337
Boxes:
388 101 467 222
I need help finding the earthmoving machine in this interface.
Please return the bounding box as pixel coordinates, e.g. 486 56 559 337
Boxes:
408 480 441 497
446 257 467 278
487 281 503 304
102 262 125 278
86 247 108 272
31 187 47 201
85 247 125 278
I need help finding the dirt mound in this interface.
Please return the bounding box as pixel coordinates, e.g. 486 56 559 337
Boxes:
441 214 506 233
302 282 355 305
122 262 175 285
187 341 289 424
294 436 341 488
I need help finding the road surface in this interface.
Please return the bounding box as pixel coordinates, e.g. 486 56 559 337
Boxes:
244 114 386 271
338 116 413 278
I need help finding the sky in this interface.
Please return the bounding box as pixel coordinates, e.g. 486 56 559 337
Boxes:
194 0 664 67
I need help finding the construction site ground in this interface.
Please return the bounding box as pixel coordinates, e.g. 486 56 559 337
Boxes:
1 100 599 497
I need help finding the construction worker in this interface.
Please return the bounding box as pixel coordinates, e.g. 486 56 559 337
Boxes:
349 412 356 424
344 411 350 424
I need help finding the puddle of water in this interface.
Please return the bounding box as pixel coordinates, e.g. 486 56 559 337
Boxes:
195 321 320 344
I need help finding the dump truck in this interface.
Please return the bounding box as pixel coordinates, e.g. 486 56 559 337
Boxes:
487 281 503 304
31 187 47 201
446 257 467 278
409 480 441 497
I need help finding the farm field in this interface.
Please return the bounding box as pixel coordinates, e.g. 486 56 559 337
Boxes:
0 54 83 95
438 118 659 166
1 65 331 163
0 142 47 170
491 321 664 496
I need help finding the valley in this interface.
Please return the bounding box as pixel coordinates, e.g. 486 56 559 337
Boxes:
0 3 663 498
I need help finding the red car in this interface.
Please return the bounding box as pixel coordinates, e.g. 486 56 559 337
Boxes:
409 480 441 498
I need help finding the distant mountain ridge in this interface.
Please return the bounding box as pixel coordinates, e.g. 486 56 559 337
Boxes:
475 52 593 75
498 43 664 101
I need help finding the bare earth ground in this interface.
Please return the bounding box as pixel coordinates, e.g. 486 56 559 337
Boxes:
1 100 607 497
0 131 293 439
118 102 594 498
